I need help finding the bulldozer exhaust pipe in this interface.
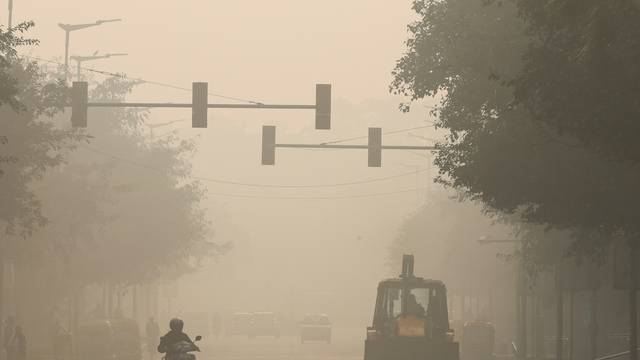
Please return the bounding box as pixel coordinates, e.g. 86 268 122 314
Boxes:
400 254 415 278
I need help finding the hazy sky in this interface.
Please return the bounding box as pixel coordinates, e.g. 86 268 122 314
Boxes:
15 0 416 103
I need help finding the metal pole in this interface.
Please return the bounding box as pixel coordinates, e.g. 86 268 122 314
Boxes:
630 242 638 360
591 288 598 360
569 289 574 360
64 30 70 83
536 297 545 360
132 286 138 324
520 260 528 360
0 235 4 360
7 0 13 28
557 264 564 360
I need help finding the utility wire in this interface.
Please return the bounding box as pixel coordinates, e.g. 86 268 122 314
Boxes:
79 144 429 189
320 125 436 145
204 187 429 200
23 55 264 105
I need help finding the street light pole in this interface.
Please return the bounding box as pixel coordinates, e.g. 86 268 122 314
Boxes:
64 29 69 79
71 52 127 80
58 19 121 83
7 0 13 28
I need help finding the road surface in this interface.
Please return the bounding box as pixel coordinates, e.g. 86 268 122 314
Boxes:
198 327 363 360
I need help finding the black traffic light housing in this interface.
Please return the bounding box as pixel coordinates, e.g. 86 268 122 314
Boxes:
262 125 276 165
368 127 382 167
71 82 88 128
315 84 331 130
192 82 208 128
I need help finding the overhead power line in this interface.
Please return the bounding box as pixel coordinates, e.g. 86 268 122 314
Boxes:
204 187 430 200
320 125 436 145
23 55 264 105
79 144 429 189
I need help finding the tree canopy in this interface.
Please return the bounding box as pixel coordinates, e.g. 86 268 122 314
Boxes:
391 0 640 257
0 24 81 235
512 0 640 163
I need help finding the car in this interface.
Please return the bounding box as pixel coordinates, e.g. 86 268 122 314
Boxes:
300 314 332 344
461 320 495 360
76 318 142 360
248 312 280 338
226 312 252 337
363 255 459 360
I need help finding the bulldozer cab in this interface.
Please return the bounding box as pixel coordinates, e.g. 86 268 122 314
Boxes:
365 255 459 360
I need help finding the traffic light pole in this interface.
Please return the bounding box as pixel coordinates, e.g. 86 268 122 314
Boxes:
261 126 436 167
87 102 316 110
70 81 331 129
274 144 435 150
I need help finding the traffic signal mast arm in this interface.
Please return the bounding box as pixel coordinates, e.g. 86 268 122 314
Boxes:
85 102 317 109
261 125 437 167
70 82 331 129
274 144 436 150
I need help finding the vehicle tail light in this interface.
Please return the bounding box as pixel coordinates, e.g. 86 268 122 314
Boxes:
367 327 382 341
396 316 425 337
446 329 455 342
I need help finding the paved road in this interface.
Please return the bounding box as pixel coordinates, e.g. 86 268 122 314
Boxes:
198 328 363 360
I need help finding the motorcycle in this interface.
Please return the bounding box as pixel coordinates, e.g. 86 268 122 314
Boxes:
164 335 202 360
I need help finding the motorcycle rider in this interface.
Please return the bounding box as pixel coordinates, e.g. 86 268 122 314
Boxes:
157 318 198 360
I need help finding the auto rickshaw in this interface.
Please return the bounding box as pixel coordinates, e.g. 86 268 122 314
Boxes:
364 255 459 360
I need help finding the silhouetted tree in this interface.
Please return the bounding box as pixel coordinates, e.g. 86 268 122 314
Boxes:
512 0 640 163
391 0 640 257
391 0 640 356
15 75 217 328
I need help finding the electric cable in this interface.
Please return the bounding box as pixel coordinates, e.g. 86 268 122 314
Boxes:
80 144 429 189
23 55 264 105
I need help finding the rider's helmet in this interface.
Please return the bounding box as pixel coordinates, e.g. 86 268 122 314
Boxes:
169 318 184 332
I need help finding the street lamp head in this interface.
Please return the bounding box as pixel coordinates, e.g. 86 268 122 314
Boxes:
96 18 122 25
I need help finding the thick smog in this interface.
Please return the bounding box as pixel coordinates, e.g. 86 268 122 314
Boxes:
1 1 639 360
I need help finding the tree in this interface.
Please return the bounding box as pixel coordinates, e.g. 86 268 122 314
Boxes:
0 23 82 347
14 75 217 332
391 0 640 255
0 22 39 109
391 0 640 357
0 23 78 234
512 0 640 163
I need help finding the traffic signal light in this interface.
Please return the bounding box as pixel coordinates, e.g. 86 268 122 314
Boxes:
262 126 276 165
315 84 331 130
368 127 382 167
71 82 88 128
192 82 208 128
